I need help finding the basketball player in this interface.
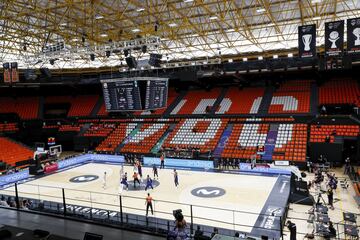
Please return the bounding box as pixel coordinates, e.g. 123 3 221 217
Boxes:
102 172 107 189
145 175 154 191
120 165 124 178
138 162 143 179
145 193 153 216
152 164 158 179
173 169 179 187
160 153 165 169
120 172 128 191
133 172 141 188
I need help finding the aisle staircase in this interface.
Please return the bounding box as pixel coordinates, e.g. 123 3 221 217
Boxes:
114 123 140 152
210 88 228 114
257 86 274 115
310 82 319 115
151 123 176 154
213 124 233 158
90 96 104 117
262 124 279 161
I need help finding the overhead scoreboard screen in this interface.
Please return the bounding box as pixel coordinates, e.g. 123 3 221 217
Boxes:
101 77 168 111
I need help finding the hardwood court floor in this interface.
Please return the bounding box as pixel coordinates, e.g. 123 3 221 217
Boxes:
1 163 278 233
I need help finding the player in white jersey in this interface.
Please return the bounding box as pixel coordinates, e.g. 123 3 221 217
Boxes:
102 171 107 189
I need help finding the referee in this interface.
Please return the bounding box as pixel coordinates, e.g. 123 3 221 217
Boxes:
145 193 153 216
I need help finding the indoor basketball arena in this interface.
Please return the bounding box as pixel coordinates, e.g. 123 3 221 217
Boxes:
0 1 359 240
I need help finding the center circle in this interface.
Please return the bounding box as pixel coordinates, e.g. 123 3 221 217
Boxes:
69 175 99 183
191 186 226 198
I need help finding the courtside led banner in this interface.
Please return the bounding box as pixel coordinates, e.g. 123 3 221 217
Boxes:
325 20 344 56
298 24 316 58
347 18 360 54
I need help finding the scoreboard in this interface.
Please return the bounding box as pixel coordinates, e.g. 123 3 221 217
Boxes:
101 77 168 111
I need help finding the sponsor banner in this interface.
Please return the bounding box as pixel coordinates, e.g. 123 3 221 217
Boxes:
325 20 344 56
347 18 360 54
239 163 291 175
0 170 30 187
44 163 58 174
274 161 290 166
58 154 89 169
90 154 124 163
58 154 125 170
298 24 316 58
143 157 214 169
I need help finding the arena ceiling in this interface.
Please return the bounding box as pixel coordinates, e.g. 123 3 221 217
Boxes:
0 0 359 69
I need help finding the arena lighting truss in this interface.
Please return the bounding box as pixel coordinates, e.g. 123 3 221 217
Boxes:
0 0 360 70
31 36 161 66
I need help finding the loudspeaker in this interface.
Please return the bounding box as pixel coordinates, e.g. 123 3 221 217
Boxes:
125 56 137 69
149 53 162 67
40 68 52 78
2 62 9 69
24 69 37 81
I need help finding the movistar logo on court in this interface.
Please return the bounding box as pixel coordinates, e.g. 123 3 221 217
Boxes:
69 175 99 183
191 187 226 198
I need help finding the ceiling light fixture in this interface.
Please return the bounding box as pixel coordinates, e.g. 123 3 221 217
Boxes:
100 33 108 37
258 56 263 60
312 16 321 20
137 8 145 12
256 8 266 13
168 23 177 27
132 28 141 32
228 59 233 63
209 16 218 20
273 55 278 59
288 53 293 57
95 15 104 20
243 58 248 62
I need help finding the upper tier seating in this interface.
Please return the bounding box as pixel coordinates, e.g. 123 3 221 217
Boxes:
171 88 221 115
83 124 115 137
0 97 39 119
310 125 360 143
163 118 228 152
0 123 18 132
120 122 170 153
268 80 311 114
0 137 33 166
68 95 98 117
222 123 307 162
97 103 108 116
319 79 360 107
96 123 137 152
46 95 98 117
216 87 264 114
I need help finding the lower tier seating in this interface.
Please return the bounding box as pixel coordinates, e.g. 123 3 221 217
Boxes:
163 118 228 153
221 123 307 162
310 125 360 143
0 123 18 132
120 123 170 153
96 123 137 152
83 124 116 137
0 137 33 166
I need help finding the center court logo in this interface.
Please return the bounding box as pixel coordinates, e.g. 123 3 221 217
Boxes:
191 187 226 198
69 175 99 183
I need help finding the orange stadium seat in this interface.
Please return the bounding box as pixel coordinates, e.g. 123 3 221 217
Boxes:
0 137 33 166
0 97 39 119
319 79 360 107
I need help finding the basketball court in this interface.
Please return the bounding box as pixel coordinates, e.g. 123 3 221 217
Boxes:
0 162 290 236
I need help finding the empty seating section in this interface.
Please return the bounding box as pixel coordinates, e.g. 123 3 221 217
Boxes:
96 123 137 152
58 125 81 132
269 80 311 113
83 124 115 137
97 103 108 116
222 124 268 159
163 118 228 152
67 95 98 117
273 124 307 162
0 137 33 166
319 79 360 106
135 89 178 115
310 125 360 143
171 89 221 114
217 87 264 114
121 123 169 153
0 123 18 132
222 123 307 162
0 97 39 119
